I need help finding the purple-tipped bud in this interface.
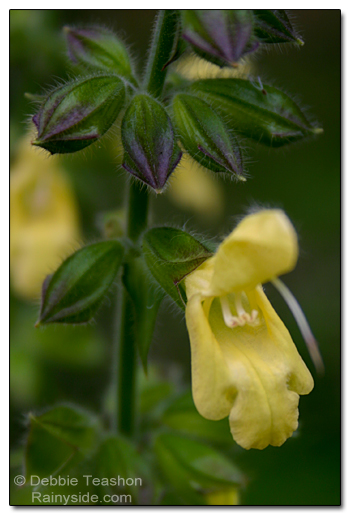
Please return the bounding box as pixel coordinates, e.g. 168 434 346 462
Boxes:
121 94 182 192
172 93 244 179
32 75 126 154
181 10 259 68
64 25 136 82
37 241 124 325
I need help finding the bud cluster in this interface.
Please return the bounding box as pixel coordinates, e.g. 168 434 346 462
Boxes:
30 10 321 191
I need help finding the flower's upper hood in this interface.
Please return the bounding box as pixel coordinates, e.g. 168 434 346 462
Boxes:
186 209 299 299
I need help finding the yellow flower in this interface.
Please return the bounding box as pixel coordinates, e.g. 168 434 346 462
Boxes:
10 135 80 299
184 209 314 450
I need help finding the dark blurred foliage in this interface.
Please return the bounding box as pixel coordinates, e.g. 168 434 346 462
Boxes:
10 10 340 505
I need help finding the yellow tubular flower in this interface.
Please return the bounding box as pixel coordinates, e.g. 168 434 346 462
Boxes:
10 136 80 299
184 210 314 450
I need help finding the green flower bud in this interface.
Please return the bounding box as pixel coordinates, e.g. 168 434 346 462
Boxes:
181 10 259 68
37 240 124 325
172 93 244 178
253 10 304 45
121 94 182 191
189 78 322 146
32 75 126 154
64 25 137 82
143 227 212 309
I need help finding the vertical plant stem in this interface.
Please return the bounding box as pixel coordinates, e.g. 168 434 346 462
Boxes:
113 183 149 436
113 10 179 436
142 9 180 98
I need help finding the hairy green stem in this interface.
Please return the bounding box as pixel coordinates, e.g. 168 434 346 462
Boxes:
142 9 180 98
113 9 177 436
113 183 149 436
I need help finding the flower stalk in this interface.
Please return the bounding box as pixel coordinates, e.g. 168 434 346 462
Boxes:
113 182 149 435
142 9 180 98
113 10 178 435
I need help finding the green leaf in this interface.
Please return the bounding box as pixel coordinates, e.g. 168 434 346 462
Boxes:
25 405 100 478
253 10 303 45
163 391 233 445
38 240 124 325
32 75 126 154
172 93 244 178
138 366 175 416
123 256 164 372
189 78 322 146
142 227 212 309
155 433 243 499
64 25 137 83
94 435 147 503
139 381 174 416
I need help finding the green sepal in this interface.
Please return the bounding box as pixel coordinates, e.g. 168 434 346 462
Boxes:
37 240 124 325
181 10 258 68
64 25 137 84
142 227 212 309
189 78 322 146
32 75 126 154
154 433 243 500
162 391 233 445
172 93 244 178
123 256 164 372
121 93 182 191
25 404 100 479
253 10 304 45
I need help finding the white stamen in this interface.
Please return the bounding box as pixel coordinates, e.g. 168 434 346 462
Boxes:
234 292 246 317
250 309 259 326
271 278 324 375
220 294 259 328
220 296 241 327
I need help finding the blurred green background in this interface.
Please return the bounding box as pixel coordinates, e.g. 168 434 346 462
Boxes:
10 10 340 506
